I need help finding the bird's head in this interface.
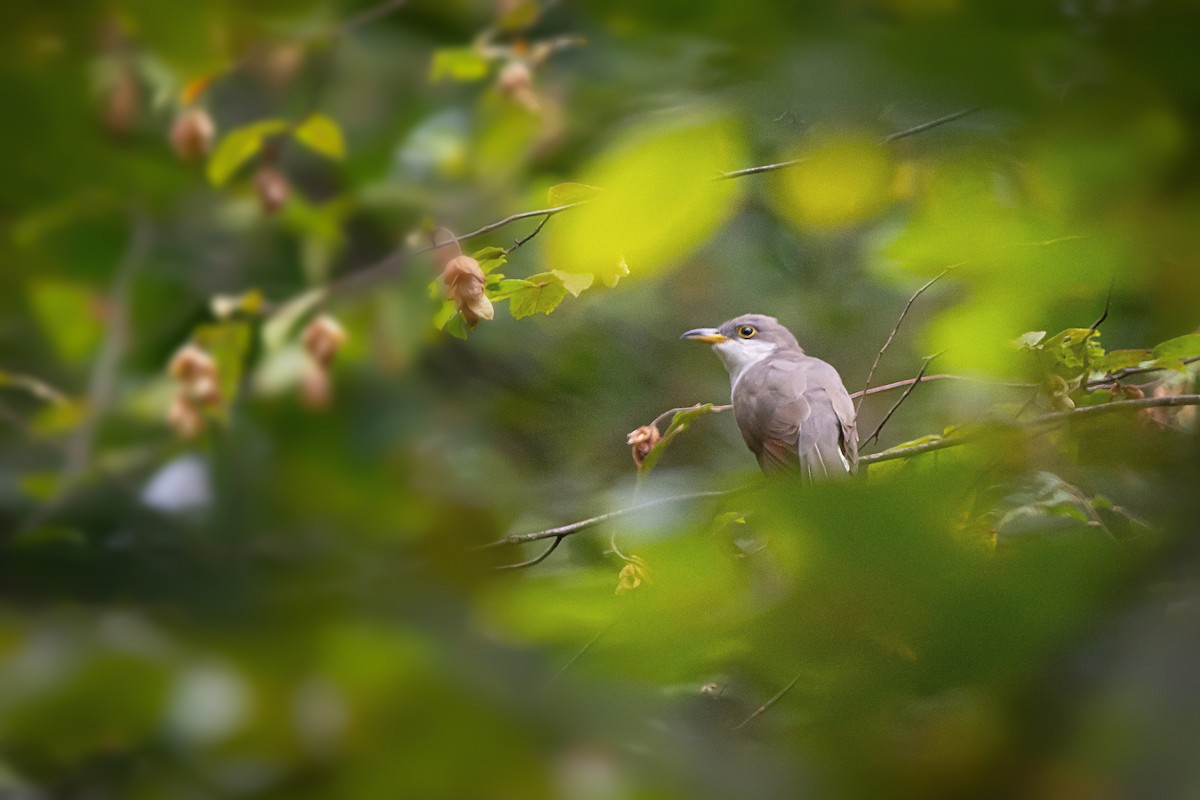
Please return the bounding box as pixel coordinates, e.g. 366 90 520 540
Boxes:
681 314 802 377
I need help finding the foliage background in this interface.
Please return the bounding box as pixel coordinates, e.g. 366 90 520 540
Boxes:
1 0 1199 797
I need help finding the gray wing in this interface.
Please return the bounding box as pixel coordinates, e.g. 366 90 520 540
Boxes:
733 356 857 480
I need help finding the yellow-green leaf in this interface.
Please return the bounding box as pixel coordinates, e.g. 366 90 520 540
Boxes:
547 182 601 207
431 48 491 82
544 117 744 284
508 274 567 319
293 113 346 161
551 270 593 297
207 119 289 186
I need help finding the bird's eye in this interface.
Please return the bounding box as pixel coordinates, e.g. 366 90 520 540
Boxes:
738 325 757 339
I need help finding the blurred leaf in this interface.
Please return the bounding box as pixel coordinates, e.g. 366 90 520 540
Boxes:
546 182 600 206
210 290 265 320
487 279 534 300
497 0 540 30
639 403 723 474
431 48 490 82
263 287 327 351
1013 331 1047 349
293 113 347 161
771 131 895 228
192 321 252 421
207 119 289 186
1100 349 1154 372
508 273 567 319
180 73 218 106
544 117 745 283
1153 333 1200 362
27 282 101 364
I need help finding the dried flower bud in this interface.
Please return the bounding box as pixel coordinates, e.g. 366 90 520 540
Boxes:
497 60 539 113
169 107 215 162
167 394 204 439
615 557 649 595
104 65 139 135
626 424 661 467
301 363 332 411
168 344 217 383
302 315 347 366
1111 383 1144 402
254 165 291 215
186 375 221 408
442 255 494 327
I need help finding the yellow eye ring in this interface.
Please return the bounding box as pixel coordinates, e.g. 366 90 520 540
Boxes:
738 325 757 339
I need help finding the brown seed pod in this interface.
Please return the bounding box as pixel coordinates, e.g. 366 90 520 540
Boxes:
104 65 139 135
167 394 204 439
168 344 217 383
626 424 661 467
496 60 539 112
442 255 494 327
302 315 347 366
254 165 291 215
169 107 216 162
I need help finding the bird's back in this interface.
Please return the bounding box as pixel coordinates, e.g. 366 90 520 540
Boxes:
732 353 858 479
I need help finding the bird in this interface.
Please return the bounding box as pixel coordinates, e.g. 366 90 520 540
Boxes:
682 314 858 479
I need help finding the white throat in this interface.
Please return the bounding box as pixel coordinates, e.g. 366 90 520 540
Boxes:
712 340 777 394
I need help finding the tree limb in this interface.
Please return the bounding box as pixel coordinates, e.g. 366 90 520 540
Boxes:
733 671 803 733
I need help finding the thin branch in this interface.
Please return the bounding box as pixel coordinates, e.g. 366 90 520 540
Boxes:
856 267 956 415
1087 355 1200 387
880 106 983 144
859 393 1200 468
733 671 803 733
850 372 1034 399
505 213 552 255
862 352 942 448
335 0 411 36
479 490 731 550
718 158 805 180
495 535 563 570
650 403 732 430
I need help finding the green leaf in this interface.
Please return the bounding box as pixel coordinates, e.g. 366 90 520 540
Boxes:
433 300 457 330
293 114 346 161
488 279 535 301
1152 333 1200 362
444 312 470 339
1012 331 1046 349
638 403 724 474
1099 349 1153 372
27 281 101 364
601 257 630 288
551 270 594 297
207 119 289 186
497 0 539 30
431 48 491 82
546 182 601 207
471 246 508 261
192 321 252 422
508 274 567 319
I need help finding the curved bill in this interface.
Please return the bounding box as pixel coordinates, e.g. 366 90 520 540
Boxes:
680 327 729 344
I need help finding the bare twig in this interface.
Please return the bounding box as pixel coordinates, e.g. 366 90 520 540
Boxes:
495 535 564 570
862 352 942 448
650 403 732 430
733 671 803 733
856 267 956 415
880 106 983 144
0 372 71 406
850 372 1034 399
335 0 411 36
506 213 552 255
479 490 731 550
718 158 806 180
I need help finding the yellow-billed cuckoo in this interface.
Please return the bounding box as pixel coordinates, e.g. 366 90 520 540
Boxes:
682 314 858 479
